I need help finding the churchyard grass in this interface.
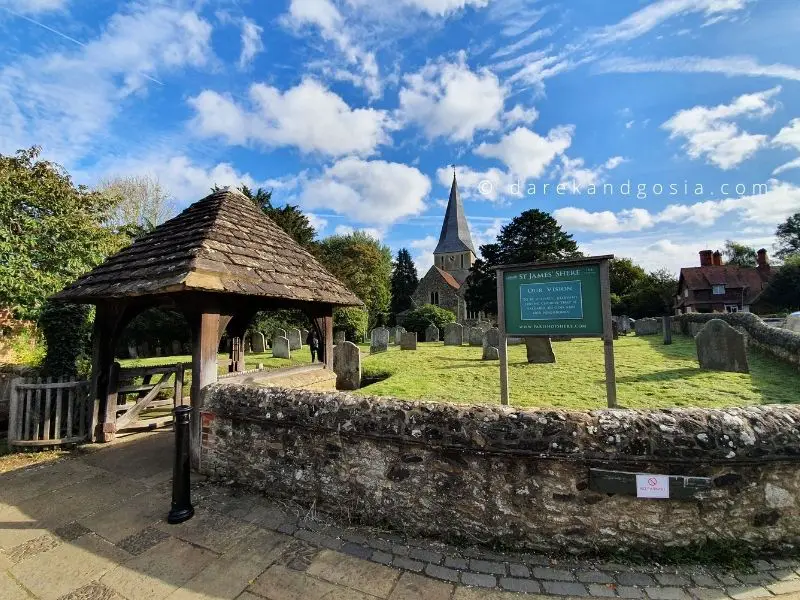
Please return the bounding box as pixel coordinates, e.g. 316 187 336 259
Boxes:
357 335 800 409
119 350 312 376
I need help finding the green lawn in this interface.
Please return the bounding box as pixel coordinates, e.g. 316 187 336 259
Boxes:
355 335 800 410
119 350 313 375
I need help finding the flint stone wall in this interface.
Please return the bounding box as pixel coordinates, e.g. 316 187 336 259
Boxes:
200 386 800 555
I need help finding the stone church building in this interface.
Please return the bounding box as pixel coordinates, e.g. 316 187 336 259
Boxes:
410 174 485 324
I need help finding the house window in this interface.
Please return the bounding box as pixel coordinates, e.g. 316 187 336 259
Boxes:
712 285 726 295
684 289 689 298
460 254 464 269
430 291 439 305
725 305 739 313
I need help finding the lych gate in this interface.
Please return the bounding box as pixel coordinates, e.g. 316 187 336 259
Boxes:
53 188 362 464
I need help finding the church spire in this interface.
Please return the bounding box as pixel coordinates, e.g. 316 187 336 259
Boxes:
434 172 476 256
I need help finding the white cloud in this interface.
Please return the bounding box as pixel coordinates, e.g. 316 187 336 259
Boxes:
596 56 800 82
773 118 800 175
307 213 329 234
557 155 626 188
503 104 538 126
284 0 380 97
476 125 574 180
396 0 490 16
554 180 800 234
332 224 385 240
409 235 438 273
492 27 554 59
399 55 506 141
0 0 67 14
189 78 393 157
0 3 214 165
436 165 513 202
661 86 781 170
299 158 430 226
238 17 264 69
589 0 752 46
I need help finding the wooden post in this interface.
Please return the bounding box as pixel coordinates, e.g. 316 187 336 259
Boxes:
103 362 120 438
174 363 184 406
322 313 334 369
89 302 125 442
190 310 221 469
496 269 509 406
599 259 618 408
7 376 21 444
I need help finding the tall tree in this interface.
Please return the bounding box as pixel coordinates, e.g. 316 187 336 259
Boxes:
97 174 176 235
761 256 800 311
316 231 392 329
723 240 757 267
465 209 580 314
609 257 647 297
775 212 800 260
0 147 128 319
237 185 317 248
390 248 418 315
617 269 679 318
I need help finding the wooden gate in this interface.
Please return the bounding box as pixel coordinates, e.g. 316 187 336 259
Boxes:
111 362 188 432
7 377 90 448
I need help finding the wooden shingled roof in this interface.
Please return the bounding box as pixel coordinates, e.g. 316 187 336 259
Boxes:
54 188 362 307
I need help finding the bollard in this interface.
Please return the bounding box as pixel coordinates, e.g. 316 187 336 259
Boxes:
168 405 194 524
663 316 673 345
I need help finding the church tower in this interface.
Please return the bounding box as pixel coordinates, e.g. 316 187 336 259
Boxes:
433 174 476 284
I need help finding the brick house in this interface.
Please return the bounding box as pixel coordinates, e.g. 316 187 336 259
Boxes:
409 174 486 324
675 249 774 314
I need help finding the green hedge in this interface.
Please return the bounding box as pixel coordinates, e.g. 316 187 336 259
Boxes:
38 300 93 377
674 313 800 355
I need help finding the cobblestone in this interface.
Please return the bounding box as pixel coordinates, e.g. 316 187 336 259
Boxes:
533 567 575 581
618 573 656 587
393 556 425 572
768 579 800 595
617 586 646 598
726 586 772 599
425 563 460 583
444 555 469 570
370 550 393 565
409 547 443 564
644 587 689 600
577 570 615 584
688 588 729 600
340 542 372 560
508 563 531 578
587 583 617 597
690 574 720 588
499 577 542 594
655 574 691 587
469 559 507 575
461 572 497 588
542 581 589 596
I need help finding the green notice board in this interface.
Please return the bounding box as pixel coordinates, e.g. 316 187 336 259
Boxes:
503 264 603 336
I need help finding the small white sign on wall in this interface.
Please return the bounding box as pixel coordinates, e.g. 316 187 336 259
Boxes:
636 474 670 499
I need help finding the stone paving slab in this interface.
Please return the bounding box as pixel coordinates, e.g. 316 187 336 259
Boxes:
3 432 800 600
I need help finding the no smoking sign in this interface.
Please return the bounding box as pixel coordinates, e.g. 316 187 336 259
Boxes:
636 474 670 499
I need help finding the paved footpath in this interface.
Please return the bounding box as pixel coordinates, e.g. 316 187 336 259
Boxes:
2 432 800 600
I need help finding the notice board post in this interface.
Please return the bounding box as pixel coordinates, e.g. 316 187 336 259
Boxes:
495 255 617 407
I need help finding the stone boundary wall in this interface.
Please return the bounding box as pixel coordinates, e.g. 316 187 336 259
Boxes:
674 313 800 368
199 385 800 556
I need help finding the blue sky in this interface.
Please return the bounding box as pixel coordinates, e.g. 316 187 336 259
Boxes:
1 0 799 275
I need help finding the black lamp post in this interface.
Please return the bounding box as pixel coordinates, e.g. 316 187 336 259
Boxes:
168 405 194 524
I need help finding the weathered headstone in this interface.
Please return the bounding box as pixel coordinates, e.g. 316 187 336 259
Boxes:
400 331 417 350
696 319 749 373
171 340 181 355
785 313 800 333
127 344 138 359
300 329 309 343
334 330 346 345
481 327 500 360
425 324 439 342
252 332 266 353
272 336 291 359
443 323 463 346
370 327 389 354
155 346 162 357
273 329 287 347
663 316 673 345
619 315 632 334
395 326 406 345
688 322 704 337
469 327 483 346
475 321 491 332
525 337 556 364
635 318 661 336
333 341 361 390
612 322 619 340
141 341 150 357
482 346 499 360
288 329 302 351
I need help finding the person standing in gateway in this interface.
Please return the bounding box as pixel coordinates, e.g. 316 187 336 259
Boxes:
306 329 319 363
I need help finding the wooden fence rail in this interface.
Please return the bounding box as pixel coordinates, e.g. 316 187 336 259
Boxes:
7 377 90 448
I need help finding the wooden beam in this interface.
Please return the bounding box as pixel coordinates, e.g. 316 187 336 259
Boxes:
190 309 221 469
89 302 126 442
599 259 618 408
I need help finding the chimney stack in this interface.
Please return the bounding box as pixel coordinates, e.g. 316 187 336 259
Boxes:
757 248 769 271
712 250 723 266
699 250 713 267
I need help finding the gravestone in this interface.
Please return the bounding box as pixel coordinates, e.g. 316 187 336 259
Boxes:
525 337 556 364
688 322 704 337
301 329 309 343
370 327 389 354
252 332 266 353
288 329 302 351
612 322 619 340
140 341 150 357
273 329 287 346
395 326 406 345
475 321 491 332
635 318 661 336
334 330 346 345
663 316 673 345
619 315 632 334
469 327 483 346
400 331 417 350
170 340 181 355
785 313 800 333
443 323 463 346
696 319 749 373
272 336 291 359
425 324 439 342
155 346 162 357
507 337 524 345
333 341 361 390
127 344 138 359
482 327 500 360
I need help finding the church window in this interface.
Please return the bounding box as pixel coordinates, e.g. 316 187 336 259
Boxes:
460 254 464 269
430 291 439 305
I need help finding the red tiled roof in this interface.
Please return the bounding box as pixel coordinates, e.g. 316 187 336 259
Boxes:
678 266 773 304
434 266 461 290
